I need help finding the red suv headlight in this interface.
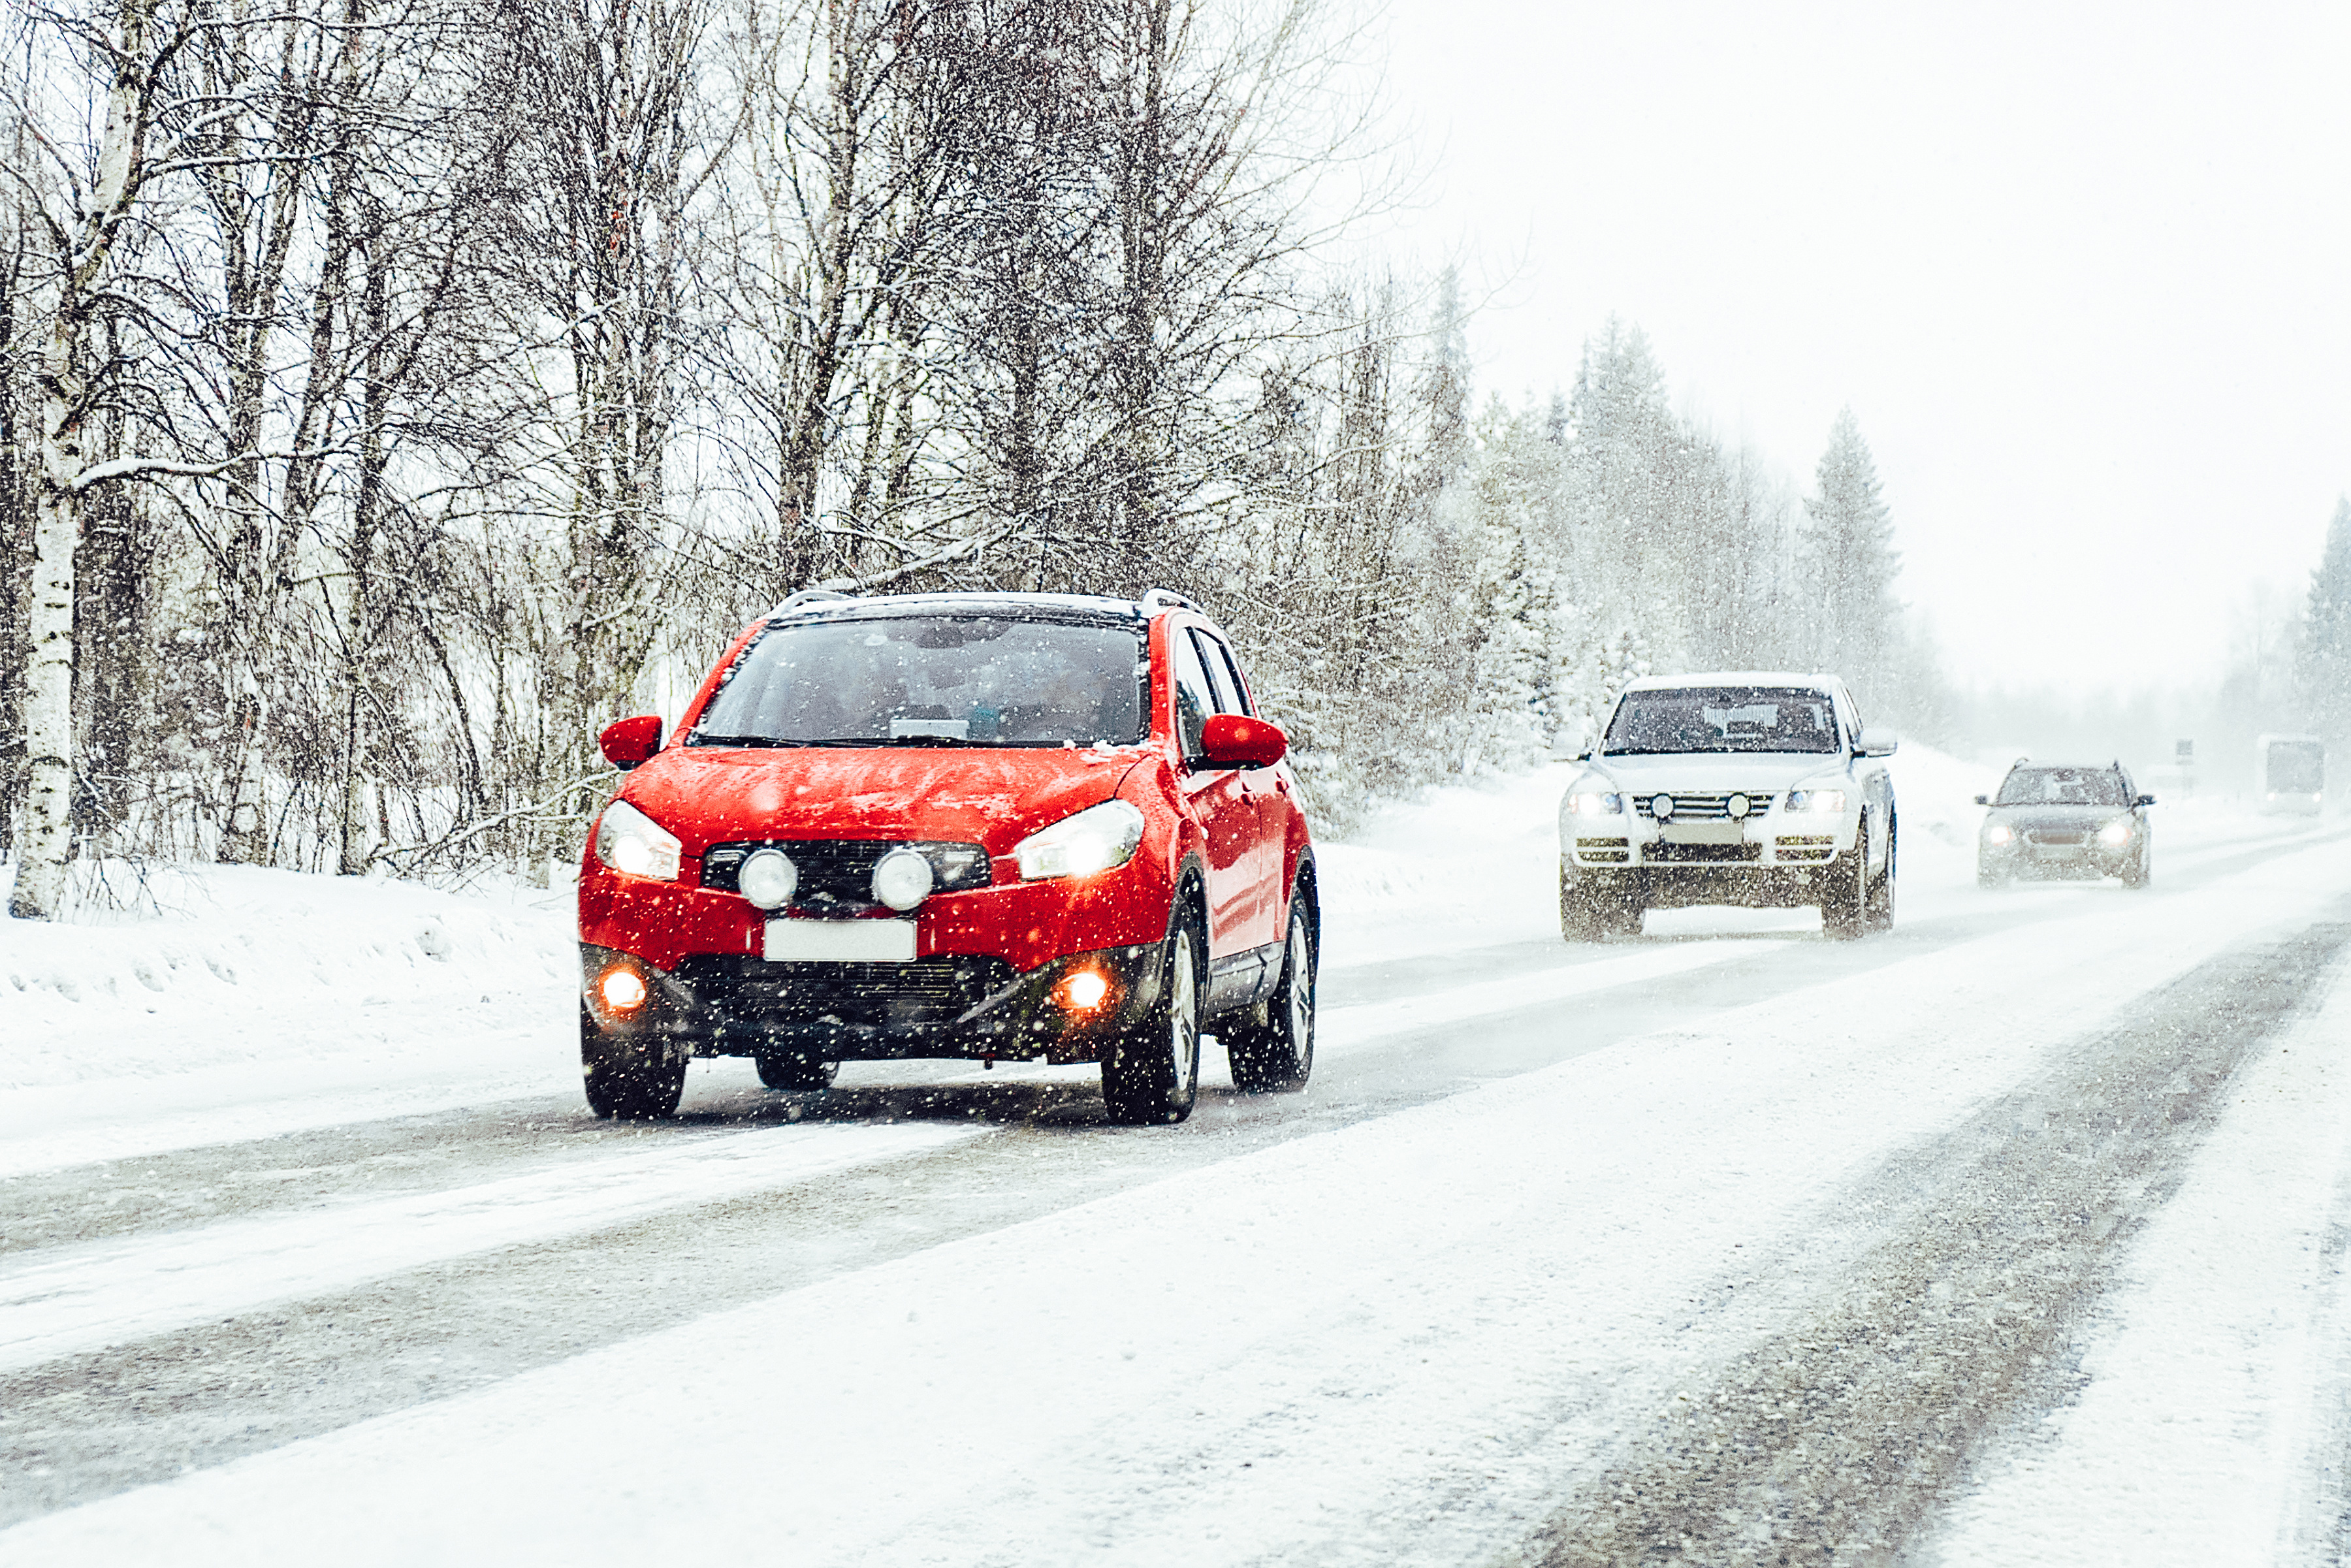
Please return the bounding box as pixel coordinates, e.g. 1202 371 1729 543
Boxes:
1014 799 1145 880
595 799 682 881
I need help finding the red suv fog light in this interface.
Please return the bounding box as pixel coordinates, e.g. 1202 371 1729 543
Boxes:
1055 967 1115 1014
596 963 650 1014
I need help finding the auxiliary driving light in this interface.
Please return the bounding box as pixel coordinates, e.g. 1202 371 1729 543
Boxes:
736 848 798 910
871 846 936 911
1057 968 1114 1013
598 964 649 1014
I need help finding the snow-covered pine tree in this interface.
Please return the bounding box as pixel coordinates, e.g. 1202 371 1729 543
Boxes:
2297 496 2351 743
1562 319 1685 665
1454 400 1565 773
1799 408 1903 713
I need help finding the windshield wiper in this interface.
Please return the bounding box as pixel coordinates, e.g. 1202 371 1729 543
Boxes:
688 733 816 748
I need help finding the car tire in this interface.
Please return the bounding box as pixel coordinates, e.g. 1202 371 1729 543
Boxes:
2122 846 2152 889
581 1008 686 1119
1866 817 1897 932
1823 824 1869 940
1226 895 1315 1093
1976 863 2011 889
1102 907 1204 1125
755 1051 839 1091
1559 868 1604 942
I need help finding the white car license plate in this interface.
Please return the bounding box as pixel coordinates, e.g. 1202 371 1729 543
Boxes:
763 919 917 963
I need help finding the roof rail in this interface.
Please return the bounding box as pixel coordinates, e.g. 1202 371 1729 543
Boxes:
1138 587 1201 616
764 587 857 618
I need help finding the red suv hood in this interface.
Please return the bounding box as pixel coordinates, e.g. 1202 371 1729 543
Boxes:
618 744 1151 856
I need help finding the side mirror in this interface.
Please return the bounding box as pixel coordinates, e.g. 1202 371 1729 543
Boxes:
1973 795 1990 807
1857 726 1900 758
600 714 663 770
2135 793 2156 807
1200 712 1287 769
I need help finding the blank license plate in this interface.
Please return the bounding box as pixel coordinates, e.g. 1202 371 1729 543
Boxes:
763 920 917 963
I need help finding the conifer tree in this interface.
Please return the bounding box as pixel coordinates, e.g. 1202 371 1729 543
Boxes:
1800 408 1902 711
2297 496 2351 741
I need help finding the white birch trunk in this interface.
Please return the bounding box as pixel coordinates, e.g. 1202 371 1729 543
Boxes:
7 0 159 919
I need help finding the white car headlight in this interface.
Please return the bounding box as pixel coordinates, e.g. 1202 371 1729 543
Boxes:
1785 788 1847 814
736 848 798 909
1015 799 1145 881
2098 819 2133 846
1984 823 2015 846
1562 775 1622 817
871 846 937 910
595 799 682 882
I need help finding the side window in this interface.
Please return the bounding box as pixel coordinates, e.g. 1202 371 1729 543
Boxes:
1170 626 1215 757
1189 629 1247 715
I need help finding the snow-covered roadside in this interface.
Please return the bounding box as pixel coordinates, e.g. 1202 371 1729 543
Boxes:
0 865 579 1176
1919 953 2351 1567
12 833 2351 1567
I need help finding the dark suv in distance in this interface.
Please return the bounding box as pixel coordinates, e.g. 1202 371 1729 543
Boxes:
1976 760 2153 888
577 588 1317 1126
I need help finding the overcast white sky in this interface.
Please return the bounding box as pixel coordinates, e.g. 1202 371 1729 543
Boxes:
1368 1 2351 690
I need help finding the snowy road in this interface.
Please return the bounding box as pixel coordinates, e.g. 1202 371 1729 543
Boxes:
7 763 2351 1564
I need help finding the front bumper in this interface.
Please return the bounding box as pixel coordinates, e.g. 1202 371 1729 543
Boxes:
1978 840 2137 879
1563 855 1856 912
582 939 1166 1064
1562 812 1855 872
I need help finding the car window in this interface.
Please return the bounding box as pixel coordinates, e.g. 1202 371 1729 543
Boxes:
1994 767 2126 807
692 615 1147 747
1170 626 1216 757
1602 686 1841 755
1190 630 1251 715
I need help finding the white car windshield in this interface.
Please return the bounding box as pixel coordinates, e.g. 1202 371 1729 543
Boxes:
1995 767 2126 807
692 615 1147 747
1603 687 1841 755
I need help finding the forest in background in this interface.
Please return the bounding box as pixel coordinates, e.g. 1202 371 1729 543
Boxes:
0 0 1934 918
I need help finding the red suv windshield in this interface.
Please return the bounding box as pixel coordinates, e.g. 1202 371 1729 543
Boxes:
692 615 1148 748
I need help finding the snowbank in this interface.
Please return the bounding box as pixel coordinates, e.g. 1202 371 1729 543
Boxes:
0 864 570 1092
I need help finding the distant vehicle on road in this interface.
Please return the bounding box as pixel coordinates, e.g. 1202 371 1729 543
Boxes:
2257 733 2324 815
578 588 1317 1125
1975 760 2152 888
1556 673 1898 941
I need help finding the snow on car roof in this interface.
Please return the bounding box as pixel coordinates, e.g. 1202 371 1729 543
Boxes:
1618 671 1838 692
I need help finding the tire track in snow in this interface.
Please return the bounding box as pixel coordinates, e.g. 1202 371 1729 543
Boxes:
1509 920 2351 1568
0 1120 976 1374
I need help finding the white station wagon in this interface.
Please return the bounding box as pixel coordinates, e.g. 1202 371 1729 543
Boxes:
1558 673 1898 940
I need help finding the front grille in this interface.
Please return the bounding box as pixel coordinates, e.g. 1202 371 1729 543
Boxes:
1632 792 1778 822
701 839 991 914
1646 841 1761 863
676 953 1018 1029
2028 831 2087 848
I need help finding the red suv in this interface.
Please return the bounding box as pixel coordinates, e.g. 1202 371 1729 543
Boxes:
577 589 1318 1125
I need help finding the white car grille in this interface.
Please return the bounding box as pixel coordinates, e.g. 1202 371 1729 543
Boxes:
1631 792 1779 821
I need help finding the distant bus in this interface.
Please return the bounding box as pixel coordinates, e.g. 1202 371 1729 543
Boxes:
2257 733 2325 814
